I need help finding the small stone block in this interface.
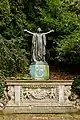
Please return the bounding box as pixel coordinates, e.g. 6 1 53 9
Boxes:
30 64 49 80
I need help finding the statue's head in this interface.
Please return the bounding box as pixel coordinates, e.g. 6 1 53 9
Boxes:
37 28 42 33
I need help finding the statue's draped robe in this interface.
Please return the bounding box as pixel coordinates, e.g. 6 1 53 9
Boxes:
32 33 46 62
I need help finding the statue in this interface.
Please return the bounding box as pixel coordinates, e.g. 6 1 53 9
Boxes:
24 28 54 64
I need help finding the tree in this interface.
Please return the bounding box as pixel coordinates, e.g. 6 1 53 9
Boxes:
0 0 80 76
0 35 29 76
57 30 80 64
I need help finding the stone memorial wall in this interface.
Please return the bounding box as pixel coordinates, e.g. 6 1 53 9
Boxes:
0 80 79 113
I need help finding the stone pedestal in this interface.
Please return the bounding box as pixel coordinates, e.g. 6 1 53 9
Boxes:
30 62 49 80
2 80 78 113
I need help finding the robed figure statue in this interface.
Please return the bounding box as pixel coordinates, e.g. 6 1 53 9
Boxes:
24 28 54 63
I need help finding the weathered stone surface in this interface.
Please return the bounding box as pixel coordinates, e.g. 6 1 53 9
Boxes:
0 114 80 120
0 80 79 113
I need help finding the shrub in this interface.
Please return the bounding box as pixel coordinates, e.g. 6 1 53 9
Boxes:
0 71 5 98
71 76 80 97
0 35 30 76
57 30 80 64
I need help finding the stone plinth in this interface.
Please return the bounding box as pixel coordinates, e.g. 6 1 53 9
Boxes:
30 62 49 80
1 80 79 113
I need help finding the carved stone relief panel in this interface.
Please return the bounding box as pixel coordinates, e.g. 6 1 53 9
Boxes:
0 86 15 108
0 87 9 108
20 86 58 104
6 86 15 105
64 86 72 103
3 83 77 108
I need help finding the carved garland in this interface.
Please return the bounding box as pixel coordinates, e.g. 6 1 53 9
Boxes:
22 87 56 100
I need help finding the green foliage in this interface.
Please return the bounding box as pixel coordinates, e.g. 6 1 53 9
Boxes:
0 35 29 76
40 0 80 33
0 72 5 98
39 0 80 63
57 30 80 64
0 0 11 35
0 0 80 76
62 0 80 15
71 76 80 96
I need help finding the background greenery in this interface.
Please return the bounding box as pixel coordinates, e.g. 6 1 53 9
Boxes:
0 0 80 76
71 76 80 97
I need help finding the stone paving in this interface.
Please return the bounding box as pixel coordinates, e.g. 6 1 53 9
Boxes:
0 114 80 120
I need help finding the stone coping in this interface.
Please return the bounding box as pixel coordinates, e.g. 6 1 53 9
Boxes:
3 106 78 114
5 80 73 86
5 80 73 82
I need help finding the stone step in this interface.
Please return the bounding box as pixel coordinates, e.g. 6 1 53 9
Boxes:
0 114 80 120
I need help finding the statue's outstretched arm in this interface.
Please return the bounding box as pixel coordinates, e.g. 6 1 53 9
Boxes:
43 29 54 35
24 29 34 35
